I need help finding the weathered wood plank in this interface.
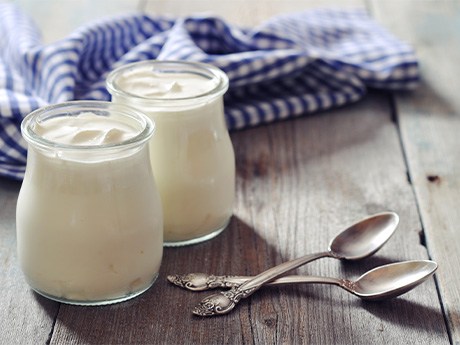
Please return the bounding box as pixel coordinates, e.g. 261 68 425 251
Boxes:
371 1 460 343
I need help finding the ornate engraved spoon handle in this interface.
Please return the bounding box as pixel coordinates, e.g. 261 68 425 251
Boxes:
191 275 359 316
169 251 332 292
193 251 332 316
168 274 345 291
167 273 249 291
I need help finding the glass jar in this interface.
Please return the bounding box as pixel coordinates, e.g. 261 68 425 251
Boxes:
16 101 163 305
107 61 235 247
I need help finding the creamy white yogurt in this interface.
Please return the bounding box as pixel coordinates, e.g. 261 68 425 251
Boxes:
17 105 163 304
116 66 219 99
34 112 138 145
107 61 235 246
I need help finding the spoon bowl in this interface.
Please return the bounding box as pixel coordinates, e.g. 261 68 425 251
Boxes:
352 260 438 300
329 212 399 260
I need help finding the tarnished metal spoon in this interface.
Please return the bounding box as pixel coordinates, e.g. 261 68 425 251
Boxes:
169 212 399 291
188 212 399 316
192 260 437 316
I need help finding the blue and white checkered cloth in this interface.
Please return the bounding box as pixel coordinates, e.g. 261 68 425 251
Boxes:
0 3 419 180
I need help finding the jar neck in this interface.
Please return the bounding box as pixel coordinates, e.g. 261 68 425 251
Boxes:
21 101 155 153
106 60 229 108
27 141 149 163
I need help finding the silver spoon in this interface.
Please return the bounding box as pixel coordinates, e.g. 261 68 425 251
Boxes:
170 212 399 292
167 212 399 291
192 260 437 316
189 212 399 316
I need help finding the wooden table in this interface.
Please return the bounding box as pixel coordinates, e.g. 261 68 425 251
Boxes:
1 1 459 344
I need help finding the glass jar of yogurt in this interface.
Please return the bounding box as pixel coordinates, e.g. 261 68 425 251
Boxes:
16 101 163 305
107 61 235 246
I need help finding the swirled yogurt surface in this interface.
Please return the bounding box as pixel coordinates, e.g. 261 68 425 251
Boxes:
115 66 219 99
34 112 138 145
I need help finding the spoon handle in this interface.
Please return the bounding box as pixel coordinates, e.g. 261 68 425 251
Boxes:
192 251 332 316
239 251 331 291
168 273 341 290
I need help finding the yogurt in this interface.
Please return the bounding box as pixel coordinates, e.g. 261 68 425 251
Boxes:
16 102 163 305
107 61 235 246
116 68 219 99
33 112 138 145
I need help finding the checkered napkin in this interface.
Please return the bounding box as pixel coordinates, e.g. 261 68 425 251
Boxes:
0 3 419 180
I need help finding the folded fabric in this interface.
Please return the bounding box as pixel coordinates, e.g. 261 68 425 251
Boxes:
0 3 419 180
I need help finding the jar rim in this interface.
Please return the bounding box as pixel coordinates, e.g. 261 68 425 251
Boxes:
106 60 229 106
21 100 155 151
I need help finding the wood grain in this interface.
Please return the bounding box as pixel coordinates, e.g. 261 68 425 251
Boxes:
371 1 460 343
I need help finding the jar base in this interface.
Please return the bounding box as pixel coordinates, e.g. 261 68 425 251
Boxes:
163 218 230 247
30 273 159 306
